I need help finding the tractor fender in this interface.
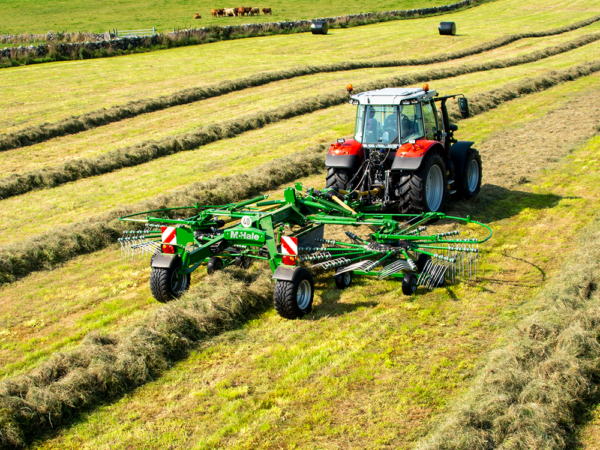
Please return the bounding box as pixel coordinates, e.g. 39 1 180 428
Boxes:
272 265 305 281
391 140 443 171
325 153 361 171
449 141 475 173
151 254 181 269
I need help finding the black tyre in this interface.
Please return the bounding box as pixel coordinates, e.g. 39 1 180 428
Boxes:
207 256 223 274
234 256 251 269
398 152 447 214
416 254 431 273
326 167 352 191
334 271 352 289
402 272 418 296
457 149 482 199
274 268 314 319
149 265 190 303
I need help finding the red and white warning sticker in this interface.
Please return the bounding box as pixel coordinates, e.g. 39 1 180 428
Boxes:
281 236 298 256
161 226 178 245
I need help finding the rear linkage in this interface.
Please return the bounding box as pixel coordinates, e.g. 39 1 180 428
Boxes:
119 183 491 320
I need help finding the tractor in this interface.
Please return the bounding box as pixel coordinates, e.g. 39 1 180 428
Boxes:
325 84 482 213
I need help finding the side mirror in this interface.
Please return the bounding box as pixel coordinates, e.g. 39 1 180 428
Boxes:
458 97 470 119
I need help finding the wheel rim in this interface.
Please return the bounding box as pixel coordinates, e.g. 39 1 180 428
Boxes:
343 272 351 286
297 279 312 310
425 164 444 211
467 159 479 193
171 270 188 295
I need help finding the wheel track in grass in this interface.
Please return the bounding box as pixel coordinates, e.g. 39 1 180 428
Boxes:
1 61 600 286
2 87 600 449
1 32 600 201
1 13 599 153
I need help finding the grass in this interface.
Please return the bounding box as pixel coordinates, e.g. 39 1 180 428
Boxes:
28 132 600 449
0 0 455 35
1 0 600 133
4 16 600 153
0 71 597 381
2 49 600 248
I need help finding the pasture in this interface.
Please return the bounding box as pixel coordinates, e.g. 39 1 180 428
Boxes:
0 0 452 35
1 0 600 447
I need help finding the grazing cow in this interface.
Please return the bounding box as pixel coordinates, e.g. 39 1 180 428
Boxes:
244 6 253 15
251 7 260 15
238 6 246 16
224 8 236 16
211 9 217 17
262 7 272 15
194 13 201 19
217 8 225 16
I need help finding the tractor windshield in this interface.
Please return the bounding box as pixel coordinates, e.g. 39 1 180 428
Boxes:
399 103 425 144
354 105 399 144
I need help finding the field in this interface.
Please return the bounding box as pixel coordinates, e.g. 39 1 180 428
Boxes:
0 0 452 35
2 0 600 447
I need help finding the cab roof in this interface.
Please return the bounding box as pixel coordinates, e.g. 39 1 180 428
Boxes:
350 87 438 105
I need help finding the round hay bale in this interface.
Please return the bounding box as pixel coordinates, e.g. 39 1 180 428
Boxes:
439 21 456 36
311 21 329 35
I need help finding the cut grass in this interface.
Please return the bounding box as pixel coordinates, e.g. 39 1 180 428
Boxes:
0 75 597 384
1 0 599 133
27 132 600 450
3 26 600 179
4 15 600 153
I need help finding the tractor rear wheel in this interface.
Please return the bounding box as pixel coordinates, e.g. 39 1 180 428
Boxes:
398 152 448 214
326 168 352 191
274 268 314 319
457 149 482 199
150 264 190 303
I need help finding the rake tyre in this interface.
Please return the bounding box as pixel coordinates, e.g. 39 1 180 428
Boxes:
274 268 314 319
457 149 482 200
150 265 190 303
326 168 352 191
402 273 418 295
334 271 352 289
207 256 223 274
398 152 447 214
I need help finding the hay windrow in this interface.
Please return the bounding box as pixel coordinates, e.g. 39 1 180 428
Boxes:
0 267 274 448
1 14 599 152
2 34 600 201
416 219 600 450
0 143 327 286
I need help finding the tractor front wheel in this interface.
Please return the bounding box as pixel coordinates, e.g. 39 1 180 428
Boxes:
150 265 190 303
398 152 448 214
457 149 482 199
274 268 314 319
326 167 352 191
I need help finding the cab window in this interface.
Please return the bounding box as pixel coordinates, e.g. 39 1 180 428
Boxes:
400 103 424 144
423 100 438 141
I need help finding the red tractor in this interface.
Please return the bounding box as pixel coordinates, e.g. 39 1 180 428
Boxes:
326 85 482 213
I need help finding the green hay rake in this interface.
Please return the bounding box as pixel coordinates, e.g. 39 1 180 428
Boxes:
119 183 491 319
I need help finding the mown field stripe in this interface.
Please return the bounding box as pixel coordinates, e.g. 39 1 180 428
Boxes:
0 268 275 448
0 14 598 153
416 217 600 450
4 117 600 450
1 60 599 286
1 33 600 201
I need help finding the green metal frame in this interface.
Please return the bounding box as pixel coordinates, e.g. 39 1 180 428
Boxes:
119 184 492 284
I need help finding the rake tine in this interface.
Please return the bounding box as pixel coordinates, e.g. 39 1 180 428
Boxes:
417 259 433 286
336 260 373 275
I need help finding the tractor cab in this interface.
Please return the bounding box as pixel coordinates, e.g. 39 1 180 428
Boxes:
325 85 481 213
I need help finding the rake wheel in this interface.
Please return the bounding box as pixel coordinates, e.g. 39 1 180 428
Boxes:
334 271 352 289
207 256 223 275
274 268 314 319
402 273 418 295
150 266 190 303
